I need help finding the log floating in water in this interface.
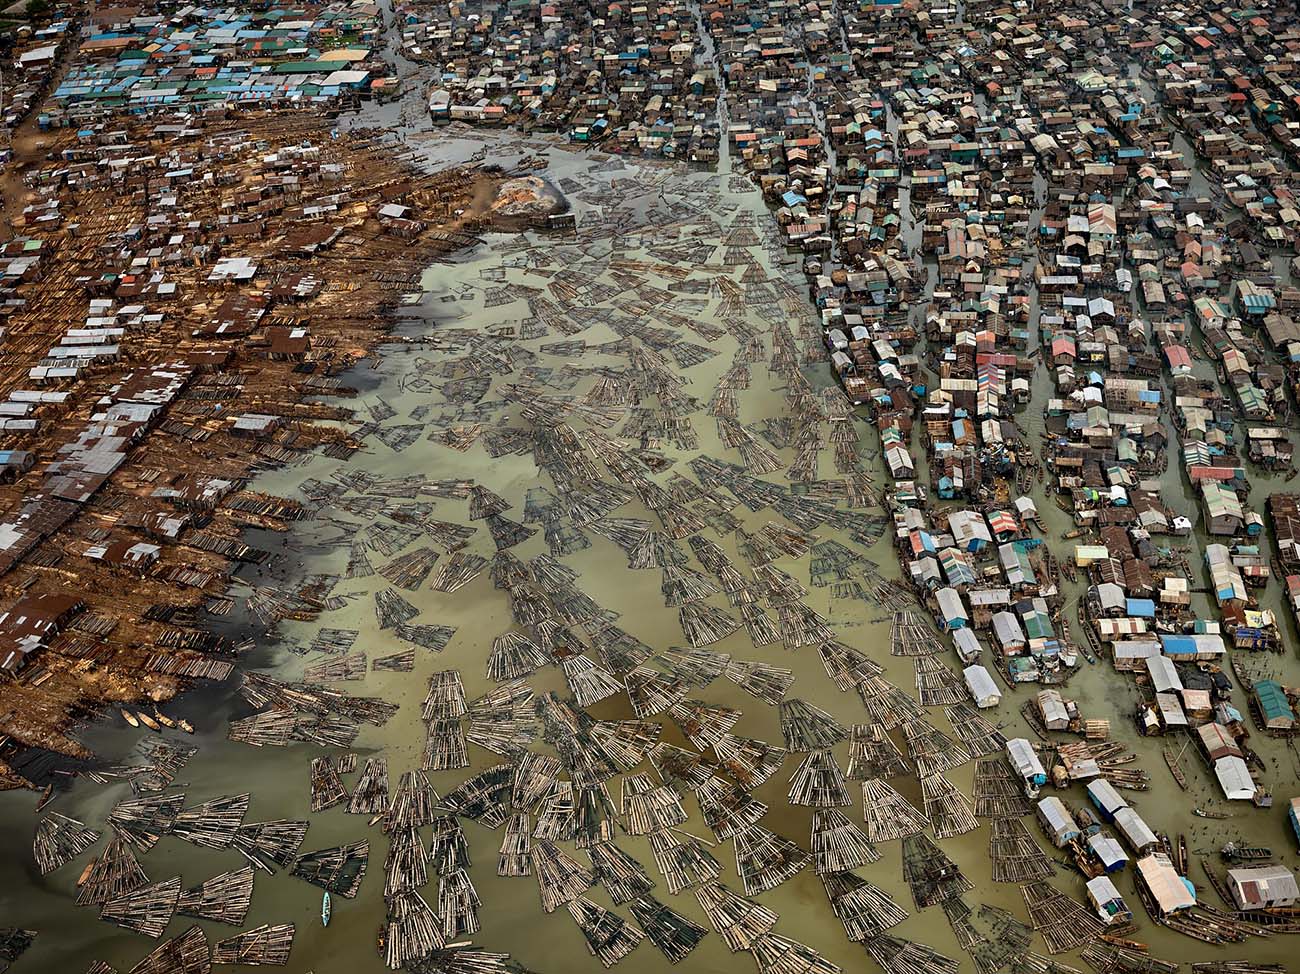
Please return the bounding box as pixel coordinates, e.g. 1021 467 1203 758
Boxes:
863 934 957 974
177 867 254 926
385 825 429 897
567 896 645 968
779 698 847 751
621 773 688 835
384 771 436 833
125 924 209 974
108 794 185 853
233 821 308 874
693 880 777 952
695 777 767 841
972 757 1031 819
530 839 594 914
1022 880 1106 954
290 841 368 899
628 895 706 964
437 765 513 829
649 829 720 894
309 757 349 813
787 750 851 808
33 812 101 875
211 923 294 966
588 841 654 906
171 793 249 849
498 812 532 878
713 733 787 790
820 871 907 941
732 823 810 897
989 817 1056 884
920 773 979 840
439 868 481 940
860 780 928 843
385 890 444 969
846 723 910 780
902 834 972 909
900 716 971 778
77 835 149 907
750 933 840 974
811 809 880 873
347 757 390 815
99 877 180 939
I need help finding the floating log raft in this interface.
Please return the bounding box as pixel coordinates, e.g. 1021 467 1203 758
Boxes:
498 813 533 878
348 758 390 815
100 877 180 939
779 699 848 751
900 716 971 777
629 895 706 964
469 485 511 520
126 924 209 974
972 757 1031 819
108 794 185 852
696 777 767 841
713 733 787 789
534 781 577 842
750 933 840 974
385 825 429 897
511 752 564 811
943 705 1006 757
1021 880 1105 954
430 816 472 876
733 823 810 897
568 896 645 968
668 700 740 750
989 818 1055 884
0 928 35 972
34 812 101 875
430 553 488 592
171 794 249 849
379 547 441 590
725 660 794 704
309 757 349 812
76 835 149 907
821 871 908 941
228 710 298 748
649 829 721 894
589 841 655 905
891 611 942 657
818 640 882 690
439 868 481 940
811 809 880 873
920 774 979 839
385 771 436 833
423 670 468 720
177 868 254 926
902 834 973 908
846 723 910 780
625 667 690 718
860 780 928 842
374 587 420 629
385 891 445 970
678 602 741 647
290 841 368 899
373 649 415 672
621 773 688 835
857 676 922 730
467 682 537 758
437 765 512 829
657 647 730 687
531 839 594 913
563 655 623 708
693 881 777 952
396 623 456 653
863 934 957 974
488 631 551 681
788 750 851 807
211 923 294 966
233 821 308 873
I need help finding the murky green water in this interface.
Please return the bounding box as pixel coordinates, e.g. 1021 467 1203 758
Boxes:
2 135 1298 974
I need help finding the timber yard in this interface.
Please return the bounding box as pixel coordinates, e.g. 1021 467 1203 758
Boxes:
4 1 1300 974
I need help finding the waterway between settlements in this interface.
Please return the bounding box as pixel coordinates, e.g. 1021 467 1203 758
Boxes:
1 130 1299 974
